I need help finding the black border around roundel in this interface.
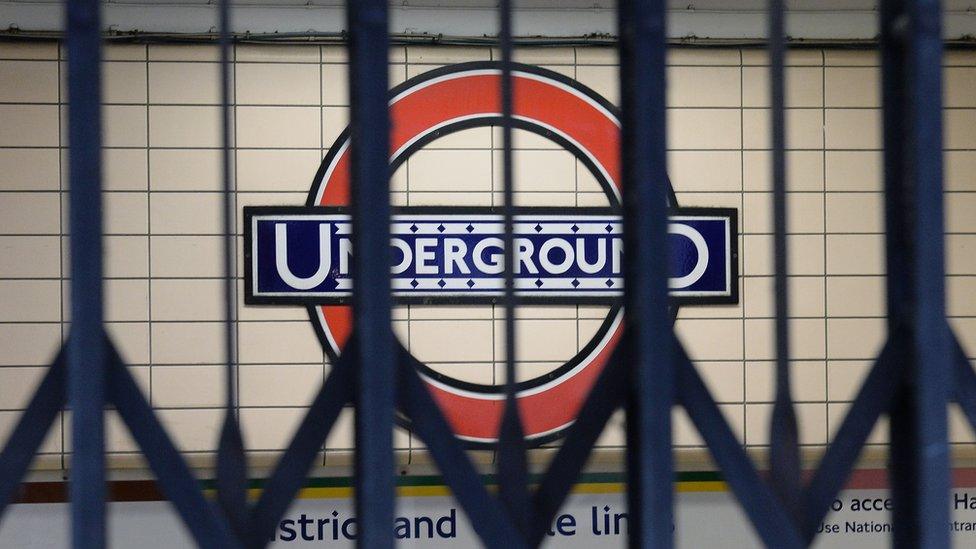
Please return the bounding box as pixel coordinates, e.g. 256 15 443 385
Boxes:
248 61 738 446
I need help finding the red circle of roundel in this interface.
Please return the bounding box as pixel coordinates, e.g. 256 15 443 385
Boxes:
308 62 625 445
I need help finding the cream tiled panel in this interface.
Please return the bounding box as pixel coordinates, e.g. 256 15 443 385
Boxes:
150 192 222 234
827 277 885 318
948 235 976 275
945 68 976 108
156 409 222 452
946 109 976 149
949 277 976 317
671 48 742 66
668 66 740 107
150 106 222 148
103 62 148 104
743 234 825 275
150 150 222 191
696 361 745 403
669 109 742 150
826 193 883 233
101 236 150 278
743 150 824 191
825 151 883 191
151 279 222 321
237 106 319 148
827 403 888 445
491 149 576 192
953 318 976 358
238 44 320 63
322 64 409 106
239 364 323 407
742 192 824 234
826 360 872 401
0 41 58 59
321 46 407 64
0 149 60 190
0 280 59 322
674 318 743 360
240 408 313 451
434 362 491 385
322 106 348 145
745 402 828 445
149 45 221 62
149 62 222 105
0 323 61 366
409 150 492 192
741 49 823 66
237 150 323 192
0 105 59 146
825 67 880 107
493 319 577 362
0 368 47 410
744 318 826 360
409 320 494 363
238 321 323 364
105 279 150 322
743 276 825 318
743 109 824 150
150 236 222 277
575 65 618 105
823 50 879 66
827 318 886 359
0 61 58 102
103 44 147 62
152 365 225 408
105 323 149 364
673 405 745 447
745 361 827 402
104 149 149 190
152 322 223 365
742 66 824 108
0 193 59 234
99 105 148 148
825 109 881 150
107 192 149 234
826 234 885 275
406 46 490 64
0 236 60 277
669 151 741 192
237 63 319 105
947 193 976 233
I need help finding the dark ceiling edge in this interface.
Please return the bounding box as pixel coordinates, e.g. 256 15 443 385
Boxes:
1 30 975 48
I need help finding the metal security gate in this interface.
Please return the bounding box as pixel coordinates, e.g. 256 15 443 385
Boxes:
0 0 974 547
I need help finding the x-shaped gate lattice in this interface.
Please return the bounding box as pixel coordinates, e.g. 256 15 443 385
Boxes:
1 0 975 547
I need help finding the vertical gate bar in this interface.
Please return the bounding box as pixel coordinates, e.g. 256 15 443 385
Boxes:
347 0 395 546
880 0 918 542
767 0 801 521
65 0 107 546
496 0 530 536
215 0 248 535
882 0 952 546
618 0 673 547
906 0 951 545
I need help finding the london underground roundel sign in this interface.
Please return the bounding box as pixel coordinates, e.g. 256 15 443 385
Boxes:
244 62 738 446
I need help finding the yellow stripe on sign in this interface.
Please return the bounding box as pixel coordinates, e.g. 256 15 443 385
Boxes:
239 479 730 502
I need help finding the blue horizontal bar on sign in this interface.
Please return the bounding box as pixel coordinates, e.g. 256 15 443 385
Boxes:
243 206 737 305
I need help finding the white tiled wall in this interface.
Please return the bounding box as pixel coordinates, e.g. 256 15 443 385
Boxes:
1 41 974 471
